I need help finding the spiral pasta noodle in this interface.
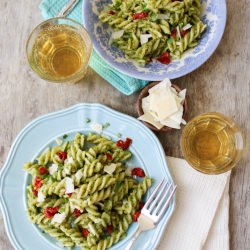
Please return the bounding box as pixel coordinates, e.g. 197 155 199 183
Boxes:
99 0 206 65
24 132 152 249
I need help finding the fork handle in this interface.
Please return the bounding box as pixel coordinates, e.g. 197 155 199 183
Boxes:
125 227 142 250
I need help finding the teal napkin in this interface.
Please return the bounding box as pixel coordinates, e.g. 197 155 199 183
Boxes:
39 0 149 95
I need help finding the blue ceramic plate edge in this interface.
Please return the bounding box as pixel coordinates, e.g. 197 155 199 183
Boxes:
82 0 227 81
0 103 176 250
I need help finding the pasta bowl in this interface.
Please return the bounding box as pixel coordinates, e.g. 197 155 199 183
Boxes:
82 0 226 81
0 103 175 250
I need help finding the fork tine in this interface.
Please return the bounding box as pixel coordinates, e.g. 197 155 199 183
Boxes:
157 185 177 220
143 178 165 209
152 183 174 216
148 181 169 213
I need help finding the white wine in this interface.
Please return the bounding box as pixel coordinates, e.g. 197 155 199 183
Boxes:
181 113 244 174
31 24 86 79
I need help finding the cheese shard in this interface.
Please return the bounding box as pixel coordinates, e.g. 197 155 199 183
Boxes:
55 138 63 146
138 113 164 130
104 163 117 174
150 90 178 120
90 123 103 134
65 177 74 194
160 118 181 129
49 163 58 175
178 89 187 103
37 191 46 203
141 96 151 114
75 170 83 182
51 212 66 225
138 78 187 129
148 79 171 94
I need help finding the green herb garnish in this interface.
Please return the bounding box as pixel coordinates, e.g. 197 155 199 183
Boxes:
33 159 38 164
103 122 110 129
63 134 68 139
117 132 122 138
86 118 91 123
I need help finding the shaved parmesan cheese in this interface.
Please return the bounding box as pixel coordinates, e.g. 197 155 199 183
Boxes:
150 91 178 120
157 14 170 20
51 212 66 224
125 167 132 176
65 177 74 194
112 30 124 39
49 163 58 175
64 167 70 175
141 96 151 114
67 157 74 165
138 113 164 130
178 89 187 102
75 170 83 181
148 79 171 94
37 191 46 203
182 23 192 31
90 123 103 134
160 118 181 129
104 163 117 174
140 34 152 45
55 138 63 146
169 105 184 125
138 78 187 129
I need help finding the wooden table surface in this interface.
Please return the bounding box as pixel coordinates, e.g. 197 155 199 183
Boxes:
0 1 249 250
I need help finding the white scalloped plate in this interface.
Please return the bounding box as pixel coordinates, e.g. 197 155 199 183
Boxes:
0 103 175 250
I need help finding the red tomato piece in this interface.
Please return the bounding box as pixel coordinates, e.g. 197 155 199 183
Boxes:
106 225 113 235
131 168 145 177
171 29 177 38
105 153 113 161
34 176 43 189
181 30 188 37
67 193 73 197
44 206 59 219
133 211 141 222
116 140 124 149
39 166 47 175
82 228 89 237
32 188 38 196
157 52 171 64
57 151 67 161
123 138 132 149
109 10 115 15
116 138 132 150
73 209 81 218
133 12 148 20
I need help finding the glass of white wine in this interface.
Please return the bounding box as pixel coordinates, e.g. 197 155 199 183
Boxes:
181 112 244 174
26 17 92 83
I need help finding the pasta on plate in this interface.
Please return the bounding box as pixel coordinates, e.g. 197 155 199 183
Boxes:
99 0 207 65
24 133 152 250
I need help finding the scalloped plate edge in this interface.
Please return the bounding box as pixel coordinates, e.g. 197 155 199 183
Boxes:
0 103 176 250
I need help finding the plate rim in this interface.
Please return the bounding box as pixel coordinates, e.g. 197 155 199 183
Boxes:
0 103 176 250
82 0 227 81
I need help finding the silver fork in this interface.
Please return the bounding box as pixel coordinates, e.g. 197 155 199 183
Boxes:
125 179 177 250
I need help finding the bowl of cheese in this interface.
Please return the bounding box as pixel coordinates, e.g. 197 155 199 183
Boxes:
137 79 188 132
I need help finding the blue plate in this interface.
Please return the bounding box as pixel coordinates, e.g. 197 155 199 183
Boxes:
82 0 226 81
0 104 175 250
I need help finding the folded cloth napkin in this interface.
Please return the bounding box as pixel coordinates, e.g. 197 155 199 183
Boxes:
39 0 149 95
159 157 230 250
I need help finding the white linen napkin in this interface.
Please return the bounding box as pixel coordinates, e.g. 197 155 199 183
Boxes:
158 157 230 250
